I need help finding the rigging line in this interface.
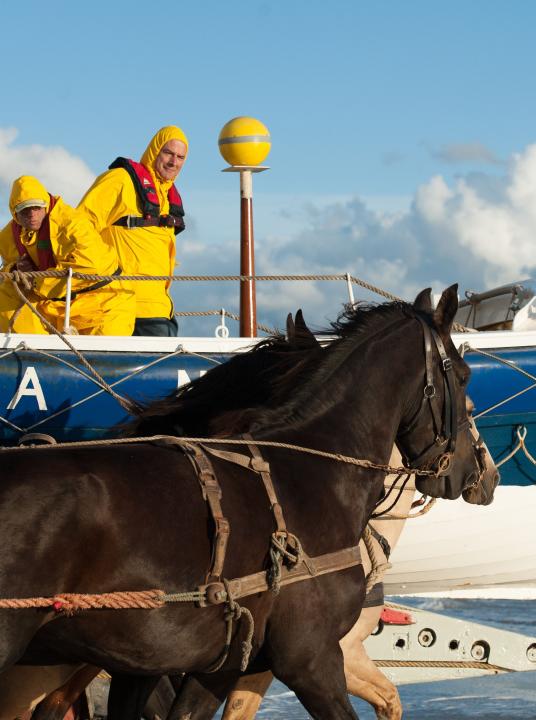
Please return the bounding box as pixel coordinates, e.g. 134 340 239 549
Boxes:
464 345 536 419
466 345 536 384
474 382 536 420
22 348 223 431
0 415 24 433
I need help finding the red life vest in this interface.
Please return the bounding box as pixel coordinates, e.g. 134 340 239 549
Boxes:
11 195 57 270
109 157 185 235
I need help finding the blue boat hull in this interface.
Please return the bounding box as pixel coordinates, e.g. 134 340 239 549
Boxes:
0 338 534 487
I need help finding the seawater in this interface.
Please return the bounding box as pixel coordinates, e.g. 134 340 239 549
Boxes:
216 598 536 719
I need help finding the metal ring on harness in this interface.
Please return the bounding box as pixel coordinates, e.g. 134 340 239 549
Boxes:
18 433 58 447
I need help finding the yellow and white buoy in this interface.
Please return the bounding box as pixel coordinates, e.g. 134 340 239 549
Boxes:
218 116 271 167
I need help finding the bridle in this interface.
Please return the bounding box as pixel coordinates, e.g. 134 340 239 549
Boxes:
398 315 469 476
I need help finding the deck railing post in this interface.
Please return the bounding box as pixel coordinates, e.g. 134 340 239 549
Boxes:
63 268 73 333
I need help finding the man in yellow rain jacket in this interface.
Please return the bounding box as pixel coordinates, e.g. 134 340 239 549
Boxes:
78 125 188 336
0 176 135 334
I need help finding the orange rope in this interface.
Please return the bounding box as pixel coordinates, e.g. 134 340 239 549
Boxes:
0 589 166 614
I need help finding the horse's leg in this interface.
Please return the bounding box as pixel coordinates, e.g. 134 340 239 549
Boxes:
31 665 100 720
143 676 178 719
107 673 161 720
220 671 273 720
166 671 242 720
271 642 358 720
0 665 81 720
339 606 401 720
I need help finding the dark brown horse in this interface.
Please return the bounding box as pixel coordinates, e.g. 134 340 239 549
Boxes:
0 287 495 720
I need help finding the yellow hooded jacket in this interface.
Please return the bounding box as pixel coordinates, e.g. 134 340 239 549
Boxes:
0 176 135 334
78 126 188 320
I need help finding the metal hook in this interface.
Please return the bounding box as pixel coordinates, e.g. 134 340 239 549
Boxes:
215 308 229 339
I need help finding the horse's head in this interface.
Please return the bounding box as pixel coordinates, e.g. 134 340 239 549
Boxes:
396 285 499 504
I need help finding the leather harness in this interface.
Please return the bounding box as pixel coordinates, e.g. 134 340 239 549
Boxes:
179 436 362 608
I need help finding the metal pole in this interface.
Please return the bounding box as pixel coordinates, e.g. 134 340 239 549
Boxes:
346 272 355 306
240 170 257 337
63 268 73 333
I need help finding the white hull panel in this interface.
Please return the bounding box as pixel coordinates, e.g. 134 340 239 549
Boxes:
384 486 536 594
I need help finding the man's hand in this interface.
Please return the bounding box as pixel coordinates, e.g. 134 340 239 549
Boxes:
15 254 34 272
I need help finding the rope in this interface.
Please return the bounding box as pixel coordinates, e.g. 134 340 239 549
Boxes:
9 280 141 417
497 425 536 468
0 590 166 613
464 345 536 420
374 659 507 671
204 579 254 673
0 269 471 330
383 496 437 520
0 433 441 479
174 309 277 336
362 526 392 593
267 531 303 594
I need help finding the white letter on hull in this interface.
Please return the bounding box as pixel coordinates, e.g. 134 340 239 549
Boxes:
177 369 208 388
7 367 48 411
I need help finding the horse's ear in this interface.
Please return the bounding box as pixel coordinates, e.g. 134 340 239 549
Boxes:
433 284 459 333
294 309 320 348
286 313 296 342
413 288 433 313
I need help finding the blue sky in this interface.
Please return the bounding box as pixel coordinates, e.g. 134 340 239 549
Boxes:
2 0 536 334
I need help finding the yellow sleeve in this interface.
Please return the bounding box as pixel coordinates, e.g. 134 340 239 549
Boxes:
77 168 139 231
0 222 20 271
50 201 117 276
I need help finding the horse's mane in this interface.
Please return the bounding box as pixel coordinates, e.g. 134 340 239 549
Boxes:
127 300 419 438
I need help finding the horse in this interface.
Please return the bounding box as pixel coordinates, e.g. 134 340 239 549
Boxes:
219 397 494 720
0 286 496 720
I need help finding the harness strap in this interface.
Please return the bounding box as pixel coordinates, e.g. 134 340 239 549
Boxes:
203 441 287 534
197 545 362 607
243 433 286 533
113 215 184 230
183 443 230 585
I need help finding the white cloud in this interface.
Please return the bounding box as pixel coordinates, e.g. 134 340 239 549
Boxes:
3 126 536 337
0 128 95 208
177 142 536 334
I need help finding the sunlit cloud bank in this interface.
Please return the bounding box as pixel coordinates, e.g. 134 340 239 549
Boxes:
179 143 536 334
0 128 95 215
2 127 536 336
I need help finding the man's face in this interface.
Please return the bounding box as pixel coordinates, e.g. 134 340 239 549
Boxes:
15 206 47 231
154 140 187 181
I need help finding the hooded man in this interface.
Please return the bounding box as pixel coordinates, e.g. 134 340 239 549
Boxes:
78 126 188 336
0 176 135 335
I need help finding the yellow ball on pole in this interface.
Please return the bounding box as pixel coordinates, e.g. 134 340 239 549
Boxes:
218 116 271 167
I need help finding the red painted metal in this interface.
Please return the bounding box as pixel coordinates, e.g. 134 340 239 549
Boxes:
239 194 257 337
380 607 415 625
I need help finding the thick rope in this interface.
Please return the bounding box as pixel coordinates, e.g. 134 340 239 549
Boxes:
0 590 166 613
0 269 471 330
362 526 392 593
